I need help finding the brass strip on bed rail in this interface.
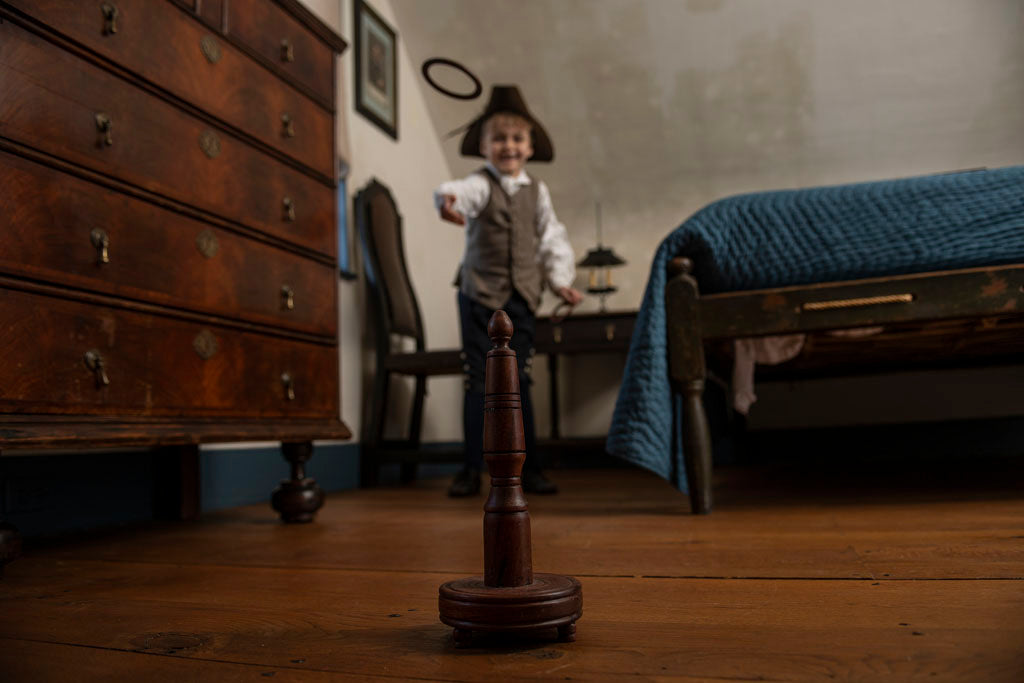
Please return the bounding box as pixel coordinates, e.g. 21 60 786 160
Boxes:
801 293 914 312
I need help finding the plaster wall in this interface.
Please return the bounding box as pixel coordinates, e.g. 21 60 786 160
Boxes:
331 0 466 443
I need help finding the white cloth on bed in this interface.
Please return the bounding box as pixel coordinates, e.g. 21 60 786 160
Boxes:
731 335 805 415
731 327 887 414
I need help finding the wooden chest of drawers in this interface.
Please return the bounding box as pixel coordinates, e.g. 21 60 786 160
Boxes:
0 0 350 549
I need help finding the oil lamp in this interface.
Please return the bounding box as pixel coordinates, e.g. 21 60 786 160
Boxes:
578 203 626 312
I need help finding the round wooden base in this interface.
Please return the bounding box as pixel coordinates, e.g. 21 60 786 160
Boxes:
439 573 582 647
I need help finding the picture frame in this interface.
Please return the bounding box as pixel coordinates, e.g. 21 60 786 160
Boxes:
354 0 398 139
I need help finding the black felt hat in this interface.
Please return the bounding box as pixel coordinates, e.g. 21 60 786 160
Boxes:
459 85 554 162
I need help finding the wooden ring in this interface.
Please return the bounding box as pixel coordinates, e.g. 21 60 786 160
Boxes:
421 58 482 100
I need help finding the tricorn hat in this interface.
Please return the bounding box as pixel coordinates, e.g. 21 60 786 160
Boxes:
459 85 554 162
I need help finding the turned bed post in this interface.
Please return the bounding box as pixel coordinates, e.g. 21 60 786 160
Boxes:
666 256 713 514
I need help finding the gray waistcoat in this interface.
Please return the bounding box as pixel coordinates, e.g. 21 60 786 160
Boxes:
459 168 543 311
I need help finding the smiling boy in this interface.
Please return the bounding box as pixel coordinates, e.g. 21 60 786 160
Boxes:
434 85 583 497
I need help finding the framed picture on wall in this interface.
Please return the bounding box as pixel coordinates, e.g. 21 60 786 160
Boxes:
354 0 398 139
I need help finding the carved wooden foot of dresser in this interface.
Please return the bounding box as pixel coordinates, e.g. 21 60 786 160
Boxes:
0 0 350 545
272 441 324 523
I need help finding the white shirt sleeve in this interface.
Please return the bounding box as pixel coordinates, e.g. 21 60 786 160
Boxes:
433 173 491 220
535 180 576 291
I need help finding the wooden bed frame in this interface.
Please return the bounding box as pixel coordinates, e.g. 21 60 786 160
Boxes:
665 258 1024 514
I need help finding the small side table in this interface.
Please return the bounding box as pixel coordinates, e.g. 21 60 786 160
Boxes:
534 311 637 440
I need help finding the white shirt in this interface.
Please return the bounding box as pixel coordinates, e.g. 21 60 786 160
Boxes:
433 163 576 291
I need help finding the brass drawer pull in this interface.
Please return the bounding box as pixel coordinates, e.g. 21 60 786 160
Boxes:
281 113 295 138
281 38 295 63
552 326 562 344
90 228 110 264
281 285 295 310
281 372 295 401
101 2 119 35
282 197 295 222
95 112 113 146
605 323 615 342
83 349 110 387
801 293 914 312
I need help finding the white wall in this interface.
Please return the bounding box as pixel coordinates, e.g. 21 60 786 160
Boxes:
312 0 468 443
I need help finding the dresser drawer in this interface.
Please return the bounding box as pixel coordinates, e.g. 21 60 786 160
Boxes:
0 152 337 337
7 0 334 178
226 0 335 106
0 20 334 256
535 313 636 354
0 287 339 419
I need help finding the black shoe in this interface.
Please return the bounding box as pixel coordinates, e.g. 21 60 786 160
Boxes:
521 470 559 495
447 467 481 497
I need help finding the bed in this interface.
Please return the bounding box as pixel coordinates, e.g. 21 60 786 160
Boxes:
606 166 1024 514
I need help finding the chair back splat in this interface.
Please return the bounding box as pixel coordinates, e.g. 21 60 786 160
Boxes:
359 179 423 344
355 179 464 486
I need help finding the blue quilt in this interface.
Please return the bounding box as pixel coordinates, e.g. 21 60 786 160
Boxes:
606 166 1024 492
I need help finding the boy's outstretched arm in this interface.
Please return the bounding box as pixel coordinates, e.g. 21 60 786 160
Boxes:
439 194 465 225
433 175 489 227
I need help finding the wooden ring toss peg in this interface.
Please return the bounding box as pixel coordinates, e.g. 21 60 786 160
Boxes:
438 310 582 647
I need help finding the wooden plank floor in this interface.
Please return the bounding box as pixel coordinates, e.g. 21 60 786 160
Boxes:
2 458 1023 681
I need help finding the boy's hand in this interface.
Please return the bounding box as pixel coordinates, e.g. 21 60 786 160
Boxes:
556 286 584 307
439 194 465 226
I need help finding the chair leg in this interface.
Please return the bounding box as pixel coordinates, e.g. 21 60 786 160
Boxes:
361 369 390 487
400 375 427 484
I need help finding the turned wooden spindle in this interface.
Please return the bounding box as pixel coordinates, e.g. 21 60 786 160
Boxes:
482 311 532 588
438 310 582 647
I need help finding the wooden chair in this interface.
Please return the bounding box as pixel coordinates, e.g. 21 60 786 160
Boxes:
355 179 464 485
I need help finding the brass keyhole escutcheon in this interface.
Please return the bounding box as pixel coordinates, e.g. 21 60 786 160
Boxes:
195 229 219 259
553 326 562 344
101 2 119 35
198 129 221 159
90 228 110 264
200 34 222 64
281 113 295 138
282 197 295 222
95 112 113 146
281 285 295 310
605 323 615 342
83 349 110 387
281 372 295 401
281 38 294 63
192 330 218 360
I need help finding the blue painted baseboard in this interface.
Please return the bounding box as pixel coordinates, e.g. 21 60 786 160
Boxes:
200 443 360 512
1 443 361 538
